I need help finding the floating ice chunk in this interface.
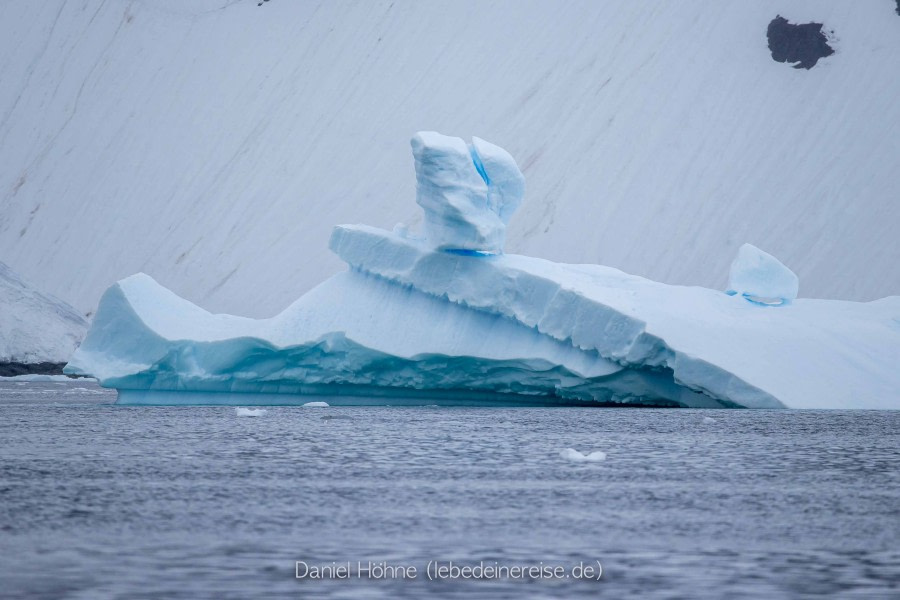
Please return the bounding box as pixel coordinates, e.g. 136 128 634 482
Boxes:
702 416 717 424
726 243 799 305
560 448 607 462
302 401 330 407
411 131 523 253
235 407 267 417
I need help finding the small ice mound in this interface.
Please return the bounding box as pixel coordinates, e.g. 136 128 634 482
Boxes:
235 407 267 417
702 416 717 424
560 448 606 462
302 401 329 407
726 243 798 306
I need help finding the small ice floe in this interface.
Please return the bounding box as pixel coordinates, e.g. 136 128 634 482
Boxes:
702 416 717 424
235 407 267 417
302 401 329 407
560 448 606 462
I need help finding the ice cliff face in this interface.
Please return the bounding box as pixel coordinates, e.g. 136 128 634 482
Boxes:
0 262 87 370
66 133 900 409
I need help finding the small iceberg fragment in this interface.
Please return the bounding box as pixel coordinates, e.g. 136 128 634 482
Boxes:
702 416 717 424
560 448 607 462
726 243 798 305
302 401 330 407
235 407 267 417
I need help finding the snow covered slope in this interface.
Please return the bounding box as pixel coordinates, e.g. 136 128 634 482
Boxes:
1 1 899 317
0 262 87 368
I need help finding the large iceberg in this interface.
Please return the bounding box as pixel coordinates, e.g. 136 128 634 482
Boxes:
65 133 900 409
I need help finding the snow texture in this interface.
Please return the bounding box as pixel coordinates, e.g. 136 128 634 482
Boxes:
65 132 899 410
726 243 799 305
1 1 897 320
0 262 87 365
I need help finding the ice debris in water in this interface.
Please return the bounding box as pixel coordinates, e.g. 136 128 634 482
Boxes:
726 243 798 305
235 407 267 417
302 401 330 407
702 416 717 424
412 131 524 254
560 448 607 462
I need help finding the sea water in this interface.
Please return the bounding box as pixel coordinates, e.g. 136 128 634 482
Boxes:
1 380 897 599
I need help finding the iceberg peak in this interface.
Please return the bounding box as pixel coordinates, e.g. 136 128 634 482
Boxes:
727 243 799 305
411 131 524 254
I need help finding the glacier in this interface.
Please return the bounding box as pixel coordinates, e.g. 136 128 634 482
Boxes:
65 133 900 410
0 261 87 374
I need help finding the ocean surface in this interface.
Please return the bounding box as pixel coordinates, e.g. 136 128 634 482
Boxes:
1 379 898 599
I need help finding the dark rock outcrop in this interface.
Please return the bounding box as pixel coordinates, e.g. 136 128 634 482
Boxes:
767 15 834 69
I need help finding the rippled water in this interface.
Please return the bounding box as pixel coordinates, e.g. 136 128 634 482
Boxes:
1 380 898 599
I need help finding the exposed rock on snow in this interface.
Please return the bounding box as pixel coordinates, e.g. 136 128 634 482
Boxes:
767 15 834 70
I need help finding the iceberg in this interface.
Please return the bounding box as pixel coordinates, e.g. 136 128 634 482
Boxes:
65 133 900 410
235 407 267 417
